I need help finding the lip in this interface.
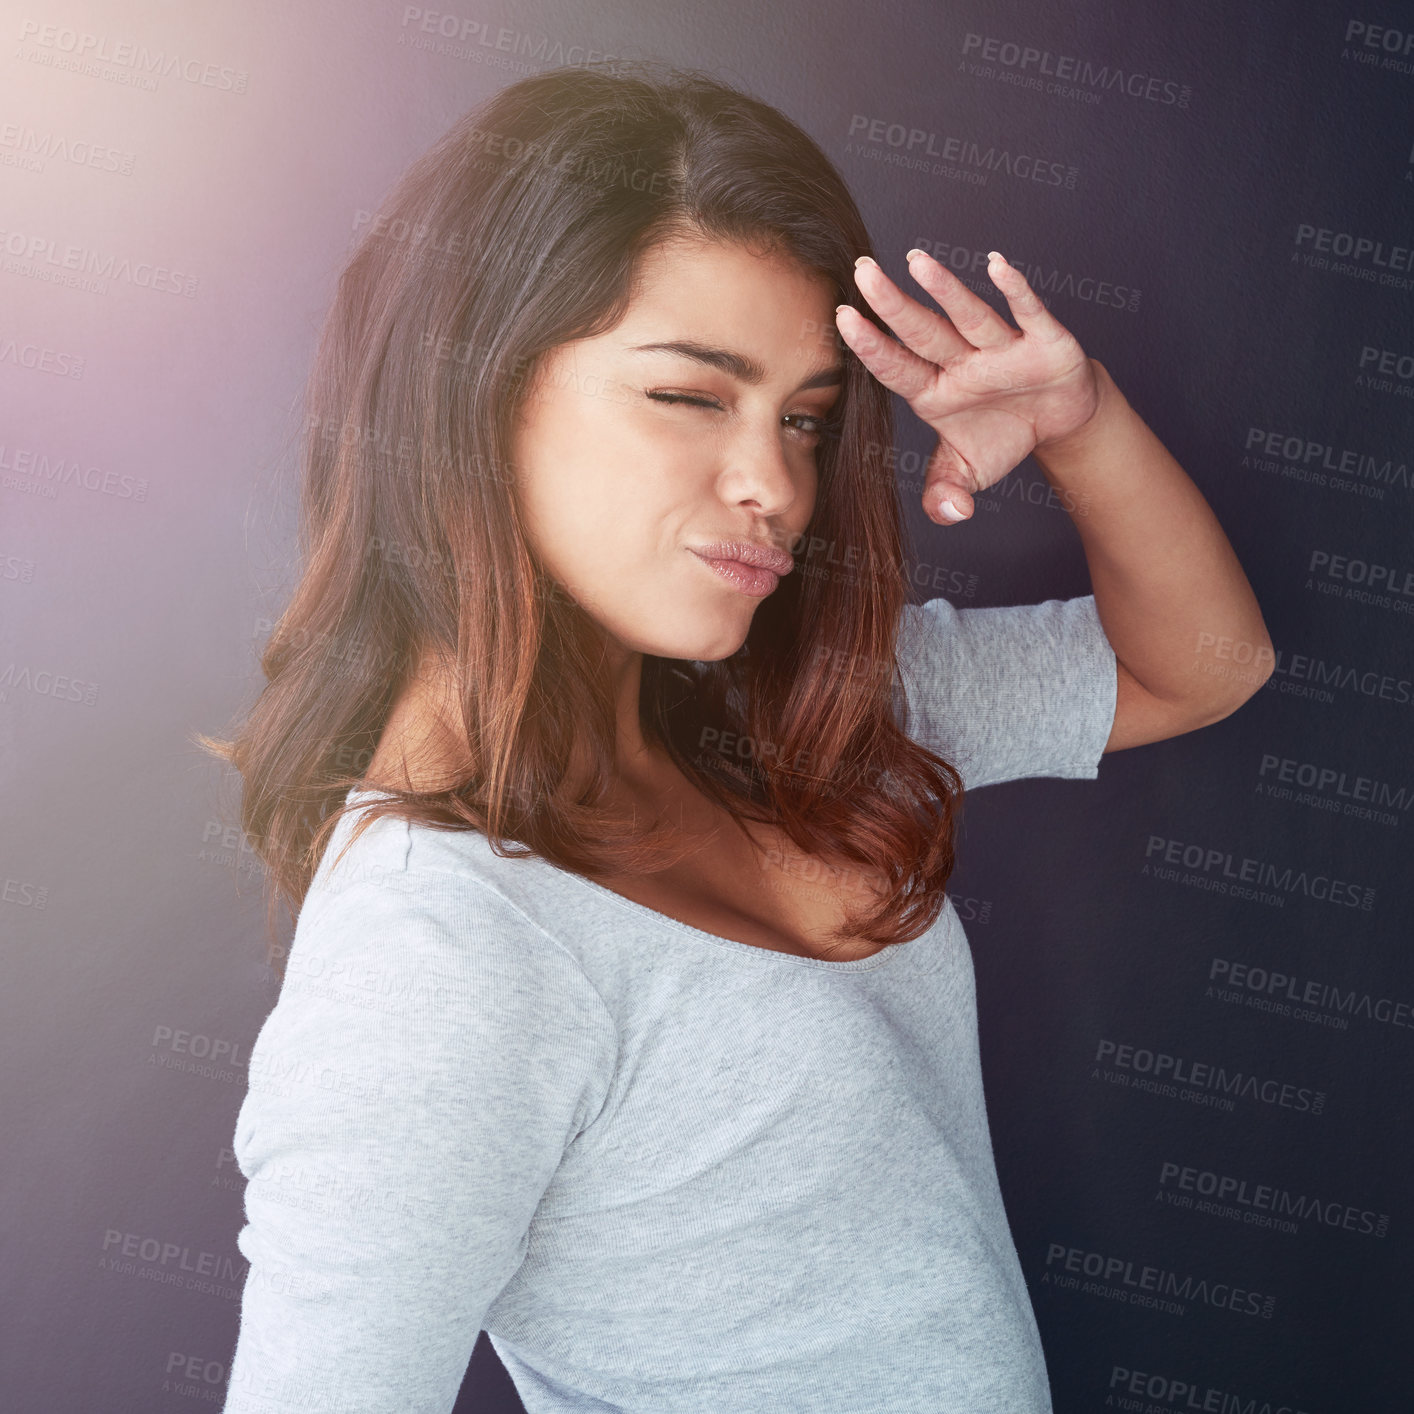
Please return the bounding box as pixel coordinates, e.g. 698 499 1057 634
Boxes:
688 541 795 576
688 541 795 600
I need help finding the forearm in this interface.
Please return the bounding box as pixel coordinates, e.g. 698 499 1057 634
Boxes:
1032 359 1273 711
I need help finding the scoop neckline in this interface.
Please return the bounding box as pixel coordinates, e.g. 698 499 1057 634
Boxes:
344 787 927 973
560 865 926 973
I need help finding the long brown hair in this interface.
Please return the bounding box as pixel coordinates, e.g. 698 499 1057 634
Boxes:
197 58 965 971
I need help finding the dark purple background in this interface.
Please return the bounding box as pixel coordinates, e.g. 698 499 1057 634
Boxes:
2 1 1410 1409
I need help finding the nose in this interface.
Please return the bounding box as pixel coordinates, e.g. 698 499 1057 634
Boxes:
718 419 811 520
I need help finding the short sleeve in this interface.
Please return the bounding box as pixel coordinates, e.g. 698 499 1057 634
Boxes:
222 871 618 1414
892 593 1117 792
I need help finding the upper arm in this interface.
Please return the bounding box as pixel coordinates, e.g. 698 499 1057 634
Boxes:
893 593 1118 792
1102 657 1251 754
224 874 616 1414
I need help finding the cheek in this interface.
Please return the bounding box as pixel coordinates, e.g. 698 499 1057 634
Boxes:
566 409 705 514
518 439 682 581
515 387 623 516
515 380 729 567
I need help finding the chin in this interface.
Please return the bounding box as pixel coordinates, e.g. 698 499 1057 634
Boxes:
685 613 756 662
684 642 747 664
607 587 755 662
637 619 750 664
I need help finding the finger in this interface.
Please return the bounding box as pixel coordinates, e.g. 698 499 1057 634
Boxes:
899 248 1019 351
833 304 940 402
922 439 976 524
981 251 1072 343
836 304 1007 422
932 487 974 524
850 257 972 367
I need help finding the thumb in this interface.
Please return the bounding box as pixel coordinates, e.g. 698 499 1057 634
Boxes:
922 439 975 524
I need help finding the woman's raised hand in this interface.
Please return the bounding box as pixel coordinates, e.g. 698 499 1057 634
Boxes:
835 249 1100 524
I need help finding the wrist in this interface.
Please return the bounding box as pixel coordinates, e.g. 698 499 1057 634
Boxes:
1033 358 1123 464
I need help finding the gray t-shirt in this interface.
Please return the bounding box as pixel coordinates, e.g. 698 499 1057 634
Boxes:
222 594 1117 1414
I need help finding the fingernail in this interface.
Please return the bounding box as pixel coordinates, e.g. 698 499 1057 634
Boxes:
905 248 927 262
854 255 877 269
937 497 965 522
987 250 1006 265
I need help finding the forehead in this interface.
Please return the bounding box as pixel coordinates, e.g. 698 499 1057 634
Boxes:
607 235 839 369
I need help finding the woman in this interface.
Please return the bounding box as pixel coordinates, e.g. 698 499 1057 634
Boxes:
207 60 1271 1414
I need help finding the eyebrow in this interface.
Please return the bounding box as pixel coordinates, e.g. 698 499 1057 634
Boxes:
627 340 845 392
